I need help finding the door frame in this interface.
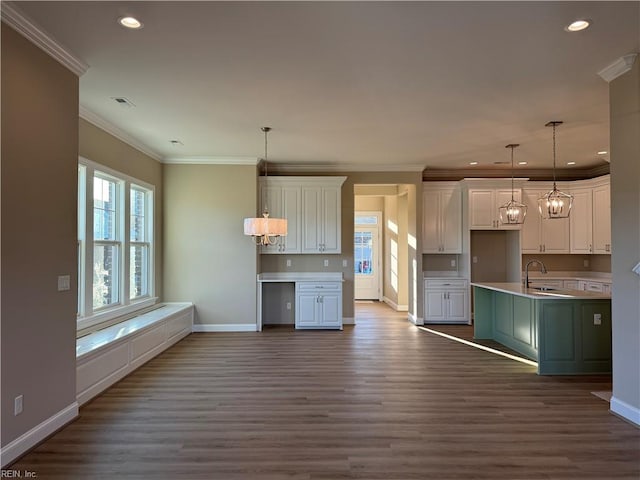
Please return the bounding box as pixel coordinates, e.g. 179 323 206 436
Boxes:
354 211 383 301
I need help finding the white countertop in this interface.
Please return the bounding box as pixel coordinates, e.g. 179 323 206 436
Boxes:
257 272 344 282
471 282 611 300
524 271 612 283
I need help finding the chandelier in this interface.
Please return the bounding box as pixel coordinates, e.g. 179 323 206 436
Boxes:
243 127 287 245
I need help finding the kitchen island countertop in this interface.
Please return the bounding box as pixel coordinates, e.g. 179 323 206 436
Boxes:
471 282 611 300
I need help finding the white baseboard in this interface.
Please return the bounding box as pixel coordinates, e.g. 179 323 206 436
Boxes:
0 402 78 468
408 312 424 325
382 297 408 312
343 317 355 325
610 396 640 427
192 324 257 332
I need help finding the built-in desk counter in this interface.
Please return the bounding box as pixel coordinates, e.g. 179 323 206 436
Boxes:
257 272 344 331
472 282 611 375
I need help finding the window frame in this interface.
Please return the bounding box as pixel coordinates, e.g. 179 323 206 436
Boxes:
78 157 156 331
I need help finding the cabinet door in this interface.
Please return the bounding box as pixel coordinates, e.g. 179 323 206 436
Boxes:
469 190 495 229
297 294 319 327
592 183 611 254
321 187 341 253
540 216 570 253
446 290 468 322
301 187 322 253
440 189 462 253
281 186 301 253
260 184 283 254
424 290 447 322
422 190 441 253
521 189 542 253
319 294 341 327
570 188 593 254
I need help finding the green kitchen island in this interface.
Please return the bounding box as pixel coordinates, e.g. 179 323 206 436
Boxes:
472 282 611 375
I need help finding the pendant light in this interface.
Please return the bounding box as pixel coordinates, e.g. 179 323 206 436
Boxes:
498 144 527 225
538 121 573 219
243 127 287 245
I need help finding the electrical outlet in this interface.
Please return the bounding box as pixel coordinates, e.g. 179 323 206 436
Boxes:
286 259 291 267
342 259 348 268
286 302 291 310
57 275 71 291
473 256 478 264
450 259 456 267
323 259 329 267
14 395 23 416
594 313 602 325
583 259 589 268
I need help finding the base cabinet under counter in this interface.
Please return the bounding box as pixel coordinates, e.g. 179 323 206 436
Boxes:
424 278 470 324
296 282 342 329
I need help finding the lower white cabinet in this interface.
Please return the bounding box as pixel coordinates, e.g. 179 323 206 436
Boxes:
295 282 342 329
424 278 469 324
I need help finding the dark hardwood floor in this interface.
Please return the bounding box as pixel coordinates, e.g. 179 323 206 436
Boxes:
10 302 639 479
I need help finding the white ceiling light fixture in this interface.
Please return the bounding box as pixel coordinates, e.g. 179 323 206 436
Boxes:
565 19 590 32
538 121 573 219
118 16 143 29
499 144 527 225
243 127 287 245
597 150 608 155
469 161 478 166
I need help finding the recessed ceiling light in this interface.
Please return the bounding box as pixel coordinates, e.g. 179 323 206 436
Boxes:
565 19 590 32
597 150 608 155
111 97 135 107
469 161 478 166
518 161 528 165
567 161 576 165
119 16 143 29
170 140 184 146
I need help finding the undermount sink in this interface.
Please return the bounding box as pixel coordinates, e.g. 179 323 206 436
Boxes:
532 286 558 291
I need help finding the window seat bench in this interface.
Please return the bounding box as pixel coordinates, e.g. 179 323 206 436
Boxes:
76 302 193 406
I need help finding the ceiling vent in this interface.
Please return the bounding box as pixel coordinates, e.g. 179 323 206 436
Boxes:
111 97 135 107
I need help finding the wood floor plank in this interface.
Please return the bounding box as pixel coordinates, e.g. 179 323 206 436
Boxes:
9 302 639 479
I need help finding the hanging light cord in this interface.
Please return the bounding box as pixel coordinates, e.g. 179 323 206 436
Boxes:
510 145 515 202
552 122 557 189
262 127 271 215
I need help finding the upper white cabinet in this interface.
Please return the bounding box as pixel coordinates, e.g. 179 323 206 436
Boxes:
569 175 611 254
521 186 570 254
260 176 346 255
569 187 593 254
592 182 611 253
259 181 301 254
468 187 522 230
422 183 462 253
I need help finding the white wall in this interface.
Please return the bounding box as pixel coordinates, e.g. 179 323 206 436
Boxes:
609 58 640 426
163 164 258 328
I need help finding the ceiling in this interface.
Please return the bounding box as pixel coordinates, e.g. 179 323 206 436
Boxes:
8 1 640 171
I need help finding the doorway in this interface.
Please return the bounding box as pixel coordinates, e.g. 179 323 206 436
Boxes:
354 211 382 300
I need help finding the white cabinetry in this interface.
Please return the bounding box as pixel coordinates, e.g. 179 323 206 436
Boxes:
468 188 522 230
422 183 462 253
259 177 346 254
568 175 611 254
424 278 469 324
295 282 342 329
521 186 570 254
302 183 343 253
259 180 301 254
592 182 611 254
569 187 593 254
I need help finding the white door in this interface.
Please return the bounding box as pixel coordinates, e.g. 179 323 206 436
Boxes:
354 212 381 300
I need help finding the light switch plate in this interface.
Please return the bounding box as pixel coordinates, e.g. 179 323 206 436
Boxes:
342 259 348 267
57 275 71 291
286 259 291 267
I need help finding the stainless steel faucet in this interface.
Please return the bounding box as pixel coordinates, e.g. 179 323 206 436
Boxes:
524 259 548 289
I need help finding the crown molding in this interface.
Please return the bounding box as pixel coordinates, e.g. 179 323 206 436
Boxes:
79 105 162 162
267 162 426 174
1 2 88 76
598 53 638 83
163 157 260 165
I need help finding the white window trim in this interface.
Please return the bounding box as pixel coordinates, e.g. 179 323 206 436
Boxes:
78 156 156 332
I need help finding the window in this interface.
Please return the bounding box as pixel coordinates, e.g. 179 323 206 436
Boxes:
78 158 155 330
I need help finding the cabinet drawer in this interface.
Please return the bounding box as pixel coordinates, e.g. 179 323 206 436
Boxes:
296 282 341 292
585 282 604 293
424 279 468 289
528 279 564 289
